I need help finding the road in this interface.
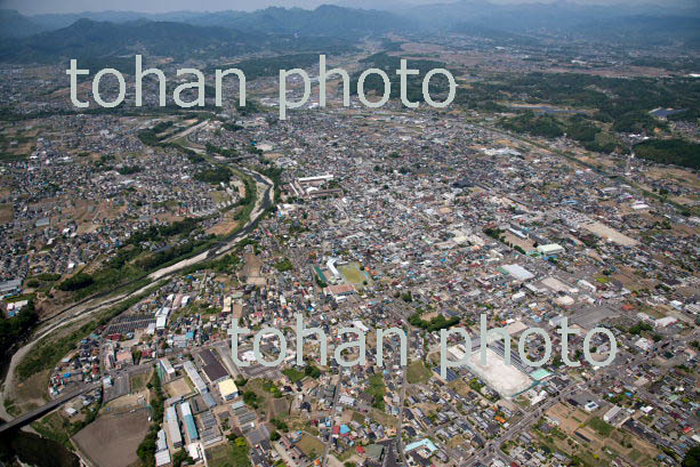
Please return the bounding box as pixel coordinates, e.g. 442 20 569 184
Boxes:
160 119 209 144
384 301 411 465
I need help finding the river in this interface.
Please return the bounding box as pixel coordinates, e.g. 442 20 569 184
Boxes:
0 426 79 467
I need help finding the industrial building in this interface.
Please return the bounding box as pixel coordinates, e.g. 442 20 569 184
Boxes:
217 378 239 401
198 349 229 384
180 401 199 442
183 360 208 394
165 405 182 449
537 243 565 256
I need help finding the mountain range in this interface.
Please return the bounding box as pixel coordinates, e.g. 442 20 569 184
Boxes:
0 1 697 63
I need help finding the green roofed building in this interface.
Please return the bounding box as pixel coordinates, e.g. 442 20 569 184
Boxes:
314 265 328 283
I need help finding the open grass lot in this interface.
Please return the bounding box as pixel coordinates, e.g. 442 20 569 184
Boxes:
338 262 371 289
32 411 74 445
448 378 473 397
72 408 150 467
587 417 614 436
244 378 271 404
129 367 153 393
370 408 399 429
296 433 325 459
282 367 305 383
407 361 432 384
205 439 251 467
242 378 291 419
351 410 367 424
206 443 233 465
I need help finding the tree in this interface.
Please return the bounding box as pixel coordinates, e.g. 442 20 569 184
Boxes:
235 376 248 387
683 446 700 467
58 273 94 291
271 418 289 432
173 449 194 467
304 365 322 378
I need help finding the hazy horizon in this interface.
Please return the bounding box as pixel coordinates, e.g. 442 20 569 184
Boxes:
1 0 695 15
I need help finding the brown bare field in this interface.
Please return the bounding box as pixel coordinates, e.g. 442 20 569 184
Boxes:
268 397 291 420
242 253 265 286
263 152 284 160
102 391 148 411
165 377 192 399
647 166 700 190
370 408 399 429
502 232 536 252
72 408 151 467
13 370 50 414
612 267 656 293
0 204 13 224
0 179 12 198
206 212 240 236
546 403 587 433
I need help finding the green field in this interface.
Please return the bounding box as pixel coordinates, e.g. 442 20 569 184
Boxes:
587 417 614 437
339 262 371 289
32 412 74 445
282 367 305 383
205 437 251 467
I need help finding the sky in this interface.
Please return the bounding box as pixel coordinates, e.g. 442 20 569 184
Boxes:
0 0 685 15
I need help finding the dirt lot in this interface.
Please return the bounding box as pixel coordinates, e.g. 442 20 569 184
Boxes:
72 408 151 467
102 390 148 412
267 397 290 420
165 377 192 399
0 204 13 224
12 370 50 415
502 231 536 252
546 402 588 433
206 211 239 236
370 408 399 429
242 253 266 286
